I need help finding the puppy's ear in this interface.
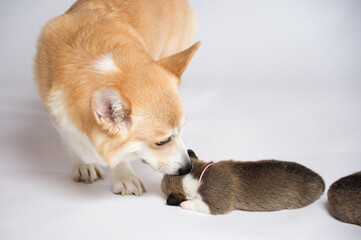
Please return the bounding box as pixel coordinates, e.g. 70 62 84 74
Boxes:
187 149 198 159
167 193 186 206
91 89 131 135
158 41 201 85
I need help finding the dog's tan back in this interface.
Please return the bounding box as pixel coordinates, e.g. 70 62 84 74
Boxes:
68 0 197 59
35 0 197 102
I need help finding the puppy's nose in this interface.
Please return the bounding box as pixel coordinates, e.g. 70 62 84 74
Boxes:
178 161 192 175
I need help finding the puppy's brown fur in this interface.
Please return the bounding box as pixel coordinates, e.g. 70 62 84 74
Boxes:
328 171 361 226
162 150 325 215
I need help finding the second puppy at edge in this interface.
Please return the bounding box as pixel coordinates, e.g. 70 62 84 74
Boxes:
161 150 325 215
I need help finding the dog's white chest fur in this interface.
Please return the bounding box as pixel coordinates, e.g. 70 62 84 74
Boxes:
59 115 106 166
48 90 107 166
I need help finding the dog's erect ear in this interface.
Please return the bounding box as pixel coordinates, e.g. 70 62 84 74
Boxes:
187 149 198 159
167 193 186 206
91 89 131 135
158 41 201 84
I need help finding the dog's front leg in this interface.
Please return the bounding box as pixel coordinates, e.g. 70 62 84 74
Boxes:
69 148 105 184
111 161 146 196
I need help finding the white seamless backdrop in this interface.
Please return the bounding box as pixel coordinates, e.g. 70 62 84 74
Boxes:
0 1 360 240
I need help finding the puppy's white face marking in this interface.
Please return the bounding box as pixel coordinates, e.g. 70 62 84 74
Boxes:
94 53 119 73
47 90 107 167
182 174 198 200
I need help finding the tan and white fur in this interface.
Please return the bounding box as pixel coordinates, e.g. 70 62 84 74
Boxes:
162 150 325 215
34 0 200 195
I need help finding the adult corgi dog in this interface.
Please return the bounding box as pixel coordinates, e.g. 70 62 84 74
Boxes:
162 150 325 215
34 0 199 196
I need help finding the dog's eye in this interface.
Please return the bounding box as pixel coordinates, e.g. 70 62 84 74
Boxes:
155 137 171 146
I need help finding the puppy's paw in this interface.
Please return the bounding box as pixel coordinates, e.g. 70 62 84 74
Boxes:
180 198 211 214
72 164 104 184
112 175 146 196
180 200 194 210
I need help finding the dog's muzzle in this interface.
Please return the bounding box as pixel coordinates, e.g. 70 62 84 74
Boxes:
177 161 192 175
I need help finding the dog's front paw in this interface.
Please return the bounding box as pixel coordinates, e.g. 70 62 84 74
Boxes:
112 175 146 196
72 164 104 184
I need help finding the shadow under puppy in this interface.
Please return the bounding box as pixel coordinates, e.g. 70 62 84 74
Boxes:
161 150 325 215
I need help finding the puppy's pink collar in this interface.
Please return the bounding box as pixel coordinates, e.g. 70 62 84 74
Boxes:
197 163 213 188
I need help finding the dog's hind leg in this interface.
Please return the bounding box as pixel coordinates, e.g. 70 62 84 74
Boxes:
111 161 146 196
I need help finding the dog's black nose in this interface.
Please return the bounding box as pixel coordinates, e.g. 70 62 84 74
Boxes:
178 162 192 175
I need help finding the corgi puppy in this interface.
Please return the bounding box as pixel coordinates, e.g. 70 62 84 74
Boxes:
34 0 200 195
328 171 361 226
162 150 325 214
